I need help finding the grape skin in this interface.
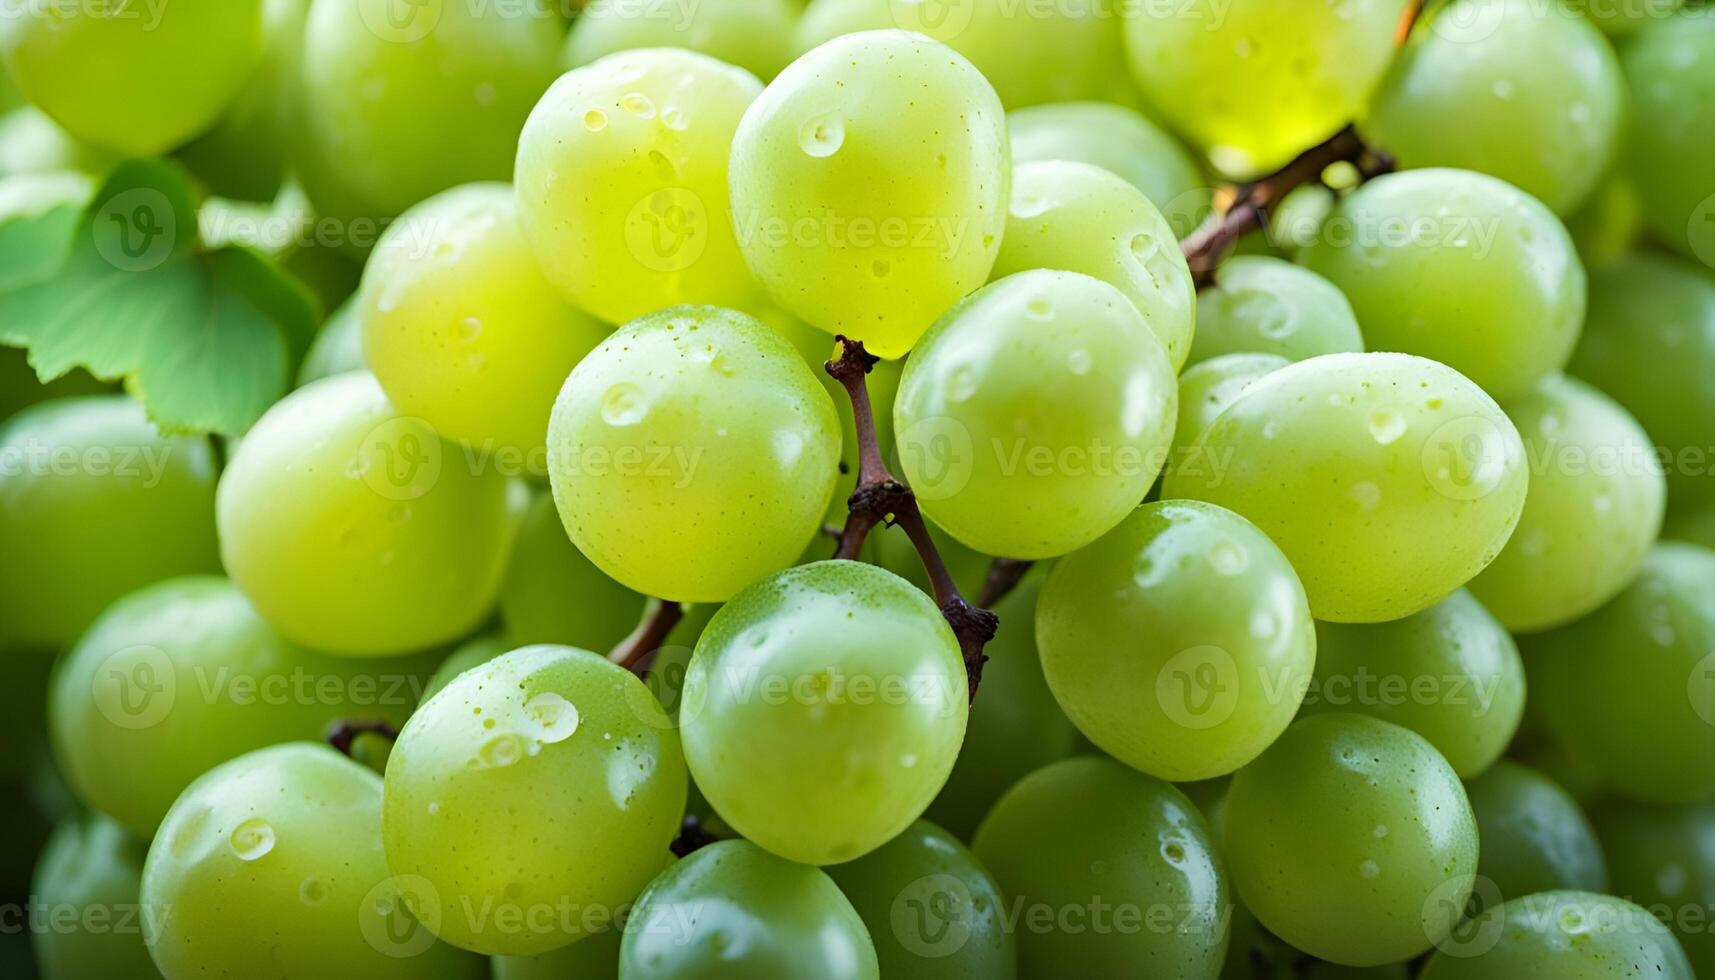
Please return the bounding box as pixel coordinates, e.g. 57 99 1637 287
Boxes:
1007 101 1205 217
1187 256 1364 367
30 812 156 979
1590 798 1715 975
1170 352 1292 474
1619 10 1715 262
1465 761 1608 909
1417 890 1693 978
565 0 797 81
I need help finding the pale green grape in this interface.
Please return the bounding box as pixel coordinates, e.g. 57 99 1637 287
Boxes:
1188 256 1363 366
1171 353 1291 472
515 48 766 324
545 306 840 602
1163 352 1529 623
297 297 365 386
361 183 610 469
989 161 1197 369
1418 891 1693 979
500 491 645 650
1576 0 1685 34
1523 542 1715 803
972 756 1227 978
1301 169 1586 401
1466 761 1607 909
1469 375 1666 631
421 635 511 705
1225 713 1478 967
680 561 966 865
31 812 155 980
621 839 879 978
1364 0 1625 214
0 107 112 178
216 372 515 655
824 819 1014 978
175 0 307 202
1591 798 1715 975
143 743 485 979
894 270 1176 559
728 30 1008 358
1122 0 1409 177
1620 11 1715 261
495 928 622 980
1006 101 1205 214
0 396 220 650
1306 590 1524 777
383 646 686 955
1037 501 1315 781
0 0 263 155
565 0 796 80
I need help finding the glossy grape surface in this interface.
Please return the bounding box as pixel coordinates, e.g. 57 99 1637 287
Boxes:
1466 761 1607 908
1417 891 1693 979
1188 256 1363 366
1007 101 1205 214
1620 11 1715 262
31 812 156 979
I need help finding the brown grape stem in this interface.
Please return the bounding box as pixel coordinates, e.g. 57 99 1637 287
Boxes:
610 598 685 677
670 815 721 857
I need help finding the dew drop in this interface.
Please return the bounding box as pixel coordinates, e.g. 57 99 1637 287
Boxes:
1368 409 1407 446
1348 481 1382 512
1066 348 1092 375
1025 296 1053 321
947 365 978 403
1358 859 1380 879
662 107 689 131
477 734 525 769
299 877 328 906
1559 907 1589 934
1161 838 1188 866
229 818 276 862
871 259 891 278
798 115 844 157
620 92 656 119
1208 538 1249 575
583 109 608 132
1134 553 1168 588
523 692 581 745
457 316 483 343
601 383 648 426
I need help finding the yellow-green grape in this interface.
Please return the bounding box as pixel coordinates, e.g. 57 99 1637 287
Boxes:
793 0 1133 109
680 561 967 865
546 306 840 602
1164 352 1530 623
382 646 687 955
1007 101 1206 216
0 0 263 155
1620 10 1715 262
1578 0 1685 34
31 813 155 979
728 30 1009 358
1468 375 1666 631
495 929 621 980
1364 0 1624 215
298 298 365 386
142 743 485 979
1122 0 1409 177
1224 713 1479 967
1523 542 1715 804
175 0 308 202
216 372 515 655
565 0 797 80
1468 761 1608 908
972 756 1228 978
1171 353 1291 475
1417 891 1693 979
500 492 646 650
361 183 609 470
989 161 1197 370
0 396 220 650
1591 798 1715 975
0 107 112 178
1188 256 1364 366
515 48 766 325
1303 590 1525 777
895 270 1177 559
1038 501 1316 781
1301 169 1587 401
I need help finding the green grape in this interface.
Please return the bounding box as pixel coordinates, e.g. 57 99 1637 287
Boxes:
971 756 1228 978
1122 0 1409 177
0 107 112 178
1666 504 1715 550
1570 255 1715 510
421 635 511 705
500 491 645 650
1224 713 1478 967
1591 798 1715 975
1619 11 1715 262
495 927 622 980
988 161 1197 369
143 743 485 979
361 183 610 469
545 306 840 602
1188 256 1364 366
894 270 1176 559
1305 590 1524 778
1364 0 1624 215
680 561 966 865
0 395 220 650
1267 183 1339 256
1417 891 1693 979
1037 501 1315 781
174 0 307 202
1171 353 1292 471
515 49 766 325
297 297 365 386
823 819 1014 978
31 812 155 980
384 646 685 955
216 372 515 655
1523 542 1715 803
565 0 796 80
1006 101 1206 215
1163 352 1529 623
1301 169 1586 401
1468 375 1666 631
621 839 879 978
0 0 263 155
728 30 1008 358
1466 761 1607 909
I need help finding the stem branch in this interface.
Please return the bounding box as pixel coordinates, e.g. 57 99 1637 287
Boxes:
609 598 685 677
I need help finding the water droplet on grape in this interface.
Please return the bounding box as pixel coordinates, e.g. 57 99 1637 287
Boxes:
1066 348 1091 375
1025 296 1052 321
1208 538 1249 576
229 818 275 862
477 734 525 769
1358 859 1380 879
583 109 608 132
620 92 656 119
523 692 580 745
1368 409 1406 446
947 365 979 403
798 115 844 158
1348 481 1381 512
662 107 689 131
299 877 327 906
601 384 649 426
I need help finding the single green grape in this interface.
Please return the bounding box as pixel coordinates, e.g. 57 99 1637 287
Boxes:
545 305 841 602
621 839 879 978
383 646 687 955
1417 891 1693 979
1224 713 1479 967
495 927 623 980
1301 169 1586 401
500 491 646 650
1466 761 1607 910
989 161 1196 370
1620 11 1715 262
1576 0 1685 34
728 30 1009 358
972 756 1228 978
894 270 1176 559
31 812 156 980
298 297 365 386
565 0 796 80
1171 353 1292 472
0 107 113 178
1188 256 1363 366
516 48 767 324
1037 501 1315 781
0 395 220 650
1006 101 1205 216
1591 798 1715 975
1163 352 1529 623
680 561 966 865
174 0 307 202
1522 542 1715 803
